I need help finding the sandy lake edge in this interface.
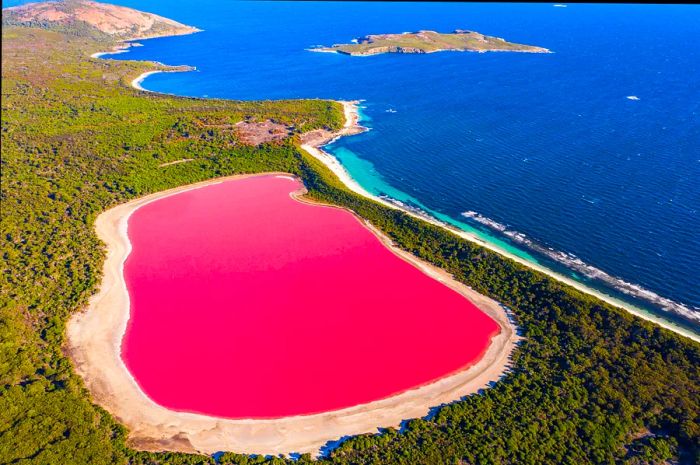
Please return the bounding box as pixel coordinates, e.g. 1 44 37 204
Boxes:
65 172 518 456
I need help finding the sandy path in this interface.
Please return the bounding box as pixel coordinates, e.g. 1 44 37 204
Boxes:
302 102 699 343
158 158 194 167
65 171 517 456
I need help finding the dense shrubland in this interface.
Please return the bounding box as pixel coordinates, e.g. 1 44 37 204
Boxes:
1 25 698 465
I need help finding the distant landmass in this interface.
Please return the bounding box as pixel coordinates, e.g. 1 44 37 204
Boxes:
2 0 200 40
310 30 550 56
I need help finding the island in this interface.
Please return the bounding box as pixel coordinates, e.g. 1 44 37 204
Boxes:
310 29 550 56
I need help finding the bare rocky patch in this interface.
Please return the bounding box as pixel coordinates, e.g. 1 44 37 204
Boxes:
235 120 291 146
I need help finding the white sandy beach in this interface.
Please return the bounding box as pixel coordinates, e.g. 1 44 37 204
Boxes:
65 171 518 456
67 41 697 457
131 70 163 91
301 101 699 344
90 48 129 59
90 29 201 89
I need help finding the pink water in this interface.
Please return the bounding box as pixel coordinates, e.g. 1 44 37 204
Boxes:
122 175 499 418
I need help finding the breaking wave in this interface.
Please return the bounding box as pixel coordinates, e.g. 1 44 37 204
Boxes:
378 195 432 220
461 211 700 326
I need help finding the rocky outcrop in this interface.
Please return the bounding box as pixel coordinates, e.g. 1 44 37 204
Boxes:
311 29 550 56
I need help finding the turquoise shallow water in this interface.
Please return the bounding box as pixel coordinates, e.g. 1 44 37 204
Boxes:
6 0 697 332
327 143 542 264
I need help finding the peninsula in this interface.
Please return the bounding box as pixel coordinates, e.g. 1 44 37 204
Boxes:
2 0 200 40
310 29 550 56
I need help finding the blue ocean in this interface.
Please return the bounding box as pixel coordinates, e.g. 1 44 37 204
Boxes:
9 1 699 332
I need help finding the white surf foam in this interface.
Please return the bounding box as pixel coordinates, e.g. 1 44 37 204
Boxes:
460 210 700 325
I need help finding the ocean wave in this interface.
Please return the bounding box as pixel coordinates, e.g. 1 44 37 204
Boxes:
379 195 431 219
461 211 700 325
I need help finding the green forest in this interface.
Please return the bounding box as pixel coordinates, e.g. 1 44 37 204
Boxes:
1 23 698 465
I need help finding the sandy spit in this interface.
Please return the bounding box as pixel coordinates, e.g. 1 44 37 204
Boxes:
90 29 200 90
301 102 699 343
65 171 517 456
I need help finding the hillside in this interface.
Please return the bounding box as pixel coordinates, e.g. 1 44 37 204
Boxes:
2 0 200 39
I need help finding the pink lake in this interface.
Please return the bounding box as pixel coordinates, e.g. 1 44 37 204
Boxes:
122 175 499 418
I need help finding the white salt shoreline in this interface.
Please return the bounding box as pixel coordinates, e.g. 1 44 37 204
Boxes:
65 171 517 456
70 28 696 458
72 62 519 454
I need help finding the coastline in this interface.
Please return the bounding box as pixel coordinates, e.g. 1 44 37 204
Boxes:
301 101 700 344
65 172 517 456
131 70 163 91
91 48 129 59
89 24 201 59
69 23 696 456
90 26 202 83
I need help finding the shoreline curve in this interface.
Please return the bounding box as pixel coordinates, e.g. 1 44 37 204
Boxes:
65 172 517 456
123 40 699 341
91 21 699 342
301 101 700 343
70 24 697 456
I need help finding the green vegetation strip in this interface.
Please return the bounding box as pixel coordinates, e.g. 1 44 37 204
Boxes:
1 25 698 465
